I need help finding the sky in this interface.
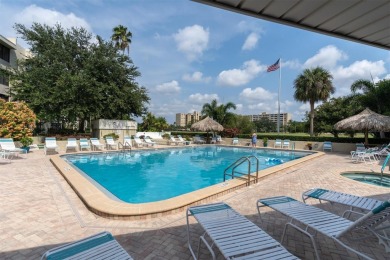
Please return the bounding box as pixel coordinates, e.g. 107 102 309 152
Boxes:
1 0 389 124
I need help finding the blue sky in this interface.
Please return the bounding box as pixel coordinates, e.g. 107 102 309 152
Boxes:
1 0 389 124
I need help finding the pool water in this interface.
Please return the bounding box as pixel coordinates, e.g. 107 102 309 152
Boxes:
342 172 390 188
63 146 309 203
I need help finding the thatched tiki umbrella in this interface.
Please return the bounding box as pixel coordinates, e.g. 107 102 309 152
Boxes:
191 116 224 143
334 108 390 145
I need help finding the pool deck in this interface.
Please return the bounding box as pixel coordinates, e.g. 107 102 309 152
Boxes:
1 146 389 259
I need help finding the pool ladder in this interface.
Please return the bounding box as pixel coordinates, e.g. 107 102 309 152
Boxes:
118 141 132 153
223 156 259 185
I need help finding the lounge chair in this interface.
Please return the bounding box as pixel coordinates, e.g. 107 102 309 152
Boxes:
44 137 59 155
323 141 332 152
122 136 132 149
302 188 383 217
0 149 12 163
193 136 206 144
133 136 144 148
257 196 390 259
282 139 290 149
79 138 91 151
105 136 117 150
231 137 238 145
41 231 133 260
144 136 156 147
186 202 298 260
0 138 26 157
65 138 78 152
274 139 282 148
90 138 104 151
169 135 180 145
176 135 186 145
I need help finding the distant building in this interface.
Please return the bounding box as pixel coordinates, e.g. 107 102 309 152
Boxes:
175 111 201 127
0 35 30 100
248 112 292 127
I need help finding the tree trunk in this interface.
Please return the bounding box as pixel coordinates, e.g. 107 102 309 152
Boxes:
78 119 85 133
310 101 315 137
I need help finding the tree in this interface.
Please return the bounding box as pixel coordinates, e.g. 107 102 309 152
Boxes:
139 112 169 132
293 66 334 136
201 99 236 126
111 25 132 55
351 78 390 115
313 96 362 137
11 23 149 132
253 118 276 133
0 99 36 140
225 114 254 134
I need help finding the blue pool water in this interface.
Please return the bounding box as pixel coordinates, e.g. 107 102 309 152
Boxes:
342 172 390 188
63 146 310 203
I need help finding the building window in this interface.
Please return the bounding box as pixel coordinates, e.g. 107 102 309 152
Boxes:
0 44 11 62
0 76 9 86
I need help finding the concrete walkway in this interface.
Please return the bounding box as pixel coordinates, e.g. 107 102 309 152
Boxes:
0 148 389 259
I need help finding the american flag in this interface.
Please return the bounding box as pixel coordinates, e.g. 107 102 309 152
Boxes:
267 59 280 72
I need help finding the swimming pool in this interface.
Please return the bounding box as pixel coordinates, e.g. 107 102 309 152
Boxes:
63 146 310 203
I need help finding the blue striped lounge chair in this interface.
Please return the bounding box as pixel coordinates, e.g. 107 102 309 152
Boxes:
65 138 78 152
257 196 390 259
105 137 117 150
44 137 59 155
41 231 133 260
274 139 282 148
79 138 91 151
90 138 104 151
186 202 298 259
282 139 290 149
323 141 332 152
0 138 26 158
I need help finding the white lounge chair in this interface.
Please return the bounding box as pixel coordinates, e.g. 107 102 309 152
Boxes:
282 139 290 149
65 138 78 152
193 136 206 144
44 137 59 155
79 138 91 151
169 135 180 145
176 135 186 145
133 136 144 148
257 196 390 259
274 139 282 148
0 138 26 158
231 137 238 145
41 231 133 260
105 136 117 150
302 188 383 218
323 141 332 152
122 136 132 149
144 136 156 147
90 138 104 151
187 202 298 260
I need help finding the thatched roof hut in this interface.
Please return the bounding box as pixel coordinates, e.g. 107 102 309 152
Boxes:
334 108 390 144
190 116 224 132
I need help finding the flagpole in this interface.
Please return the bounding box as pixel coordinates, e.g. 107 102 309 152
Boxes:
277 58 281 133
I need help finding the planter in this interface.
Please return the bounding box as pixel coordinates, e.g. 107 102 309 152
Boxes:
21 146 30 153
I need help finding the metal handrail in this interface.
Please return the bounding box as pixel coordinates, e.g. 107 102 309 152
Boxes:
224 155 259 185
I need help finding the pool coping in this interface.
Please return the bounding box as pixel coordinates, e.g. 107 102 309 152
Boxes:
50 147 324 219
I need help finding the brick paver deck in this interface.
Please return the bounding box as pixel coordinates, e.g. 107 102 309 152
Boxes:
0 148 389 259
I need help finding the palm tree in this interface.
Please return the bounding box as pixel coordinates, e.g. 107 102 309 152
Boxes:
201 99 236 125
351 79 389 114
293 67 334 136
111 25 132 54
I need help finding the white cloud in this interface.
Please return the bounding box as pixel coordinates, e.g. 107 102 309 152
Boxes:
173 25 209 61
155 80 180 94
188 93 218 104
16 5 92 32
182 71 211 83
332 59 386 96
304 45 347 69
242 32 259 51
235 104 243 110
239 87 276 102
217 60 264 86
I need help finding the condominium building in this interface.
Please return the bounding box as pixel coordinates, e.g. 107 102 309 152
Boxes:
175 111 201 127
0 35 30 100
248 112 292 126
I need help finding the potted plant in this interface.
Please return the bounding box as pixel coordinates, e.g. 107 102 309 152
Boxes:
263 137 268 147
20 137 33 152
307 142 313 150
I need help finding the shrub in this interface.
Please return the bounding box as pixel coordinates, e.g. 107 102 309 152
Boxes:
0 99 36 141
103 133 119 140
